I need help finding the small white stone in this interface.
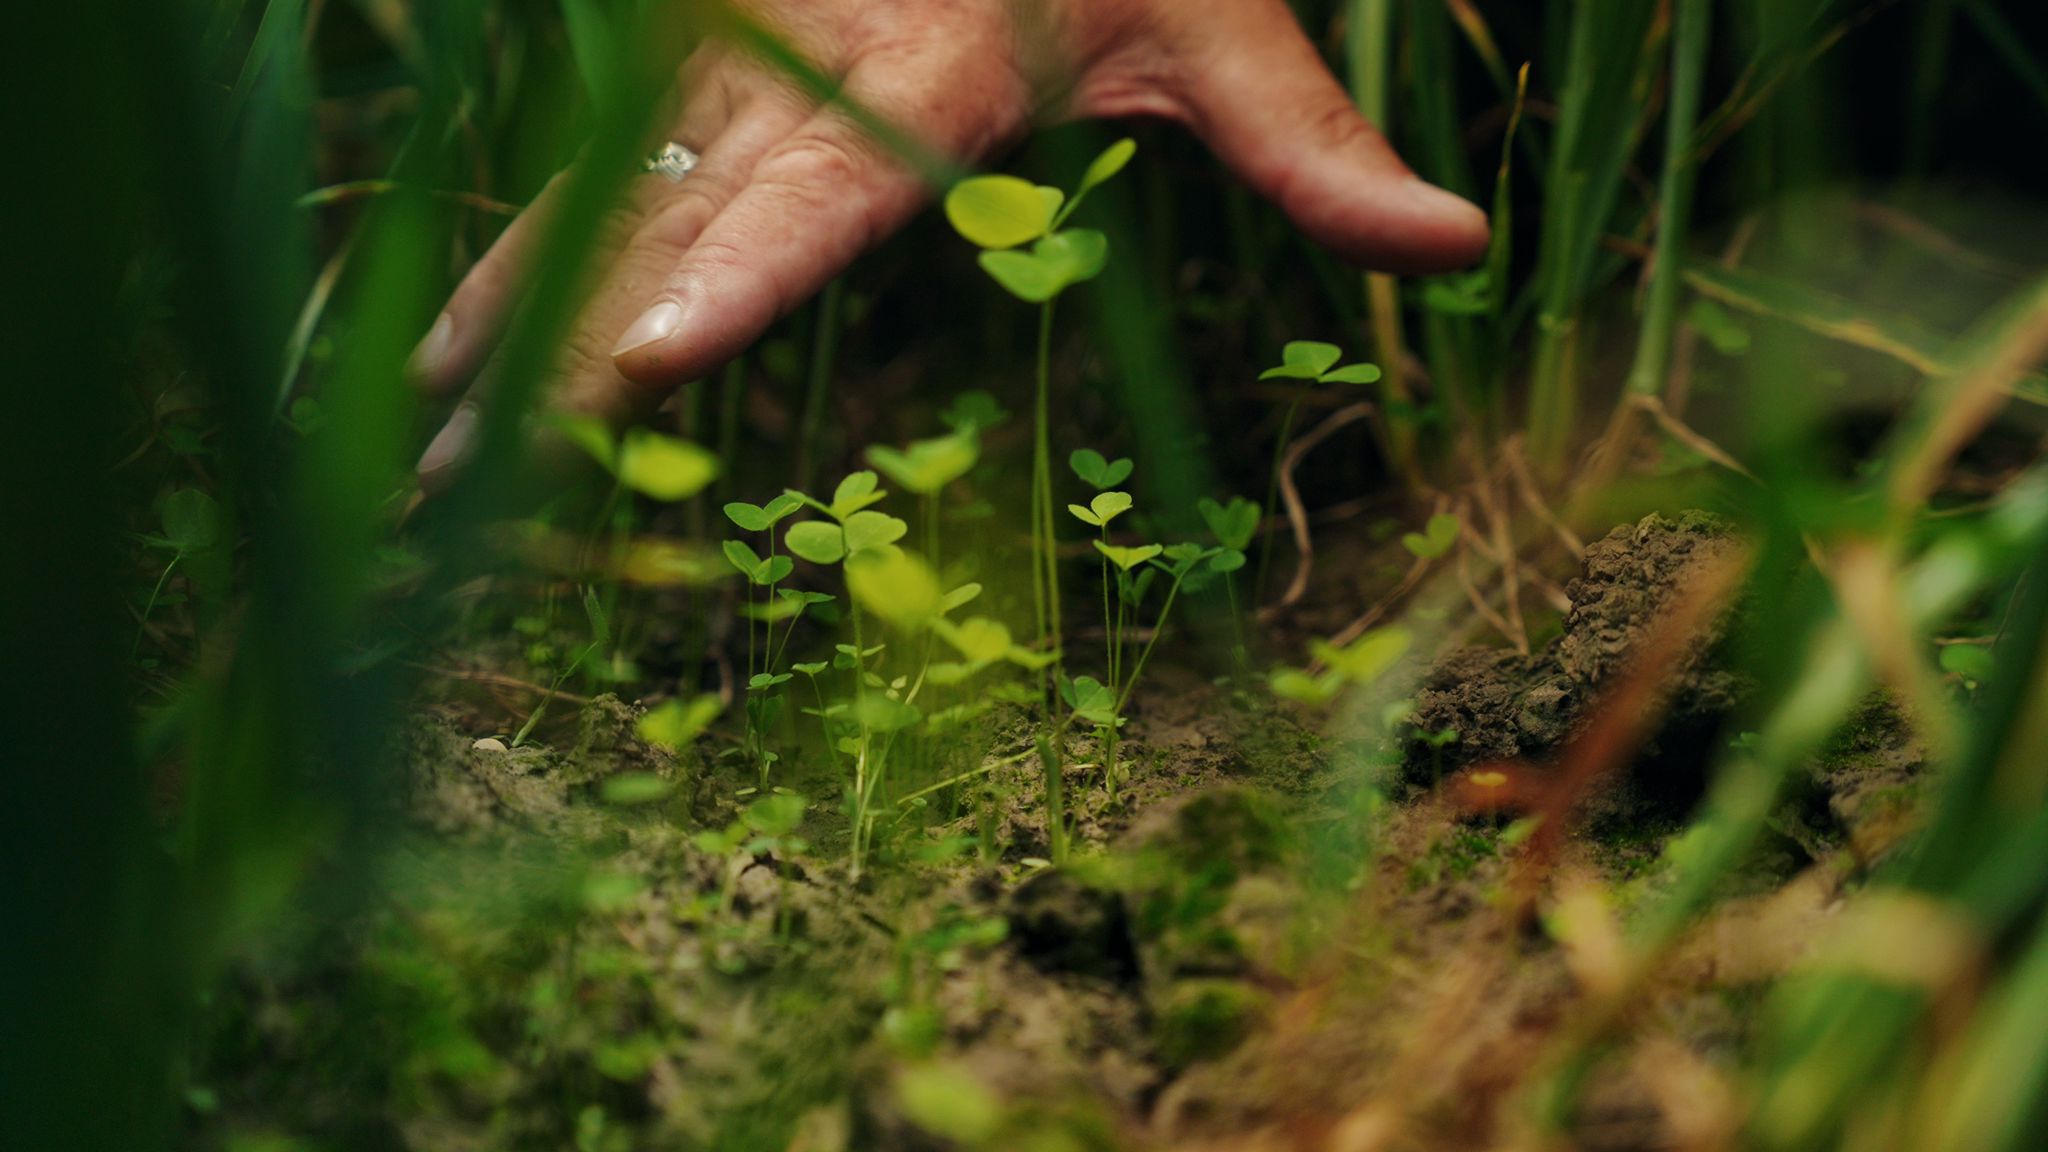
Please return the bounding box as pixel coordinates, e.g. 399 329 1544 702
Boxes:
472 737 509 753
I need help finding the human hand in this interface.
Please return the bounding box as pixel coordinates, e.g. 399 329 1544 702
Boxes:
412 0 1489 484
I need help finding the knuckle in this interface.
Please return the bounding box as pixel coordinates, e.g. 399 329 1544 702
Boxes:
634 189 721 256
1307 99 1374 152
761 133 875 198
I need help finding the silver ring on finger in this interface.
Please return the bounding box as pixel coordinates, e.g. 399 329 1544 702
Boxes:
643 142 701 183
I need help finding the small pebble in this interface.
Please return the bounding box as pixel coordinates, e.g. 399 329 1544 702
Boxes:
472 737 509 753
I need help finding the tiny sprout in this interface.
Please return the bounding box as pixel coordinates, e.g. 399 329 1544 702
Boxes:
978 230 1109 303
944 174 1062 250
722 540 794 587
1311 626 1412 686
1068 490 1134 528
1259 341 1383 387
1402 514 1461 560
865 428 979 495
615 428 721 501
748 672 794 691
1069 448 1135 491
1095 541 1163 572
942 390 1010 433
829 470 887 518
1159 542 1219 578
1269 668 1343 707
792 661 829 677
724 492 804 533
1419 271 1493 317
1061 675 1121 727
1197 496 1260 552
1421 728 1461 749
638 694 722 750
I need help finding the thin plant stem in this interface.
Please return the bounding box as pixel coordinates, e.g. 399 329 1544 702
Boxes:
1034 301 1062 688
1037 733 1067 865
1625 0 1712 400
1100 528 1114 686
1255 386 1310 601
1115 572 1185 716
133 552 183 659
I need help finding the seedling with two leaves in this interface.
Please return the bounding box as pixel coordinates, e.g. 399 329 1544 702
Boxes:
1197 495 1260 667
1254 342 1381 596
945 138 1139 685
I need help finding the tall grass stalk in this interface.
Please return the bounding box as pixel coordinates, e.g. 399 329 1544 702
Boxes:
1622 0 1712 404
1347 0 1418 481
1525 0 1660 476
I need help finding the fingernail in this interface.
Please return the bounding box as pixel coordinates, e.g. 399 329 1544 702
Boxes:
409 313 455 381
612 299 685 358
418 403 479 478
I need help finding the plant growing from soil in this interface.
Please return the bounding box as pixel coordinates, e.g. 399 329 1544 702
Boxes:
1253 341 1381 596
945 138 1137 686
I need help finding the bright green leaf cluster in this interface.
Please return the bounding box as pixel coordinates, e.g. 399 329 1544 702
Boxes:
1069 490 1133 528
944 139 1136 304
1259 341 1383 387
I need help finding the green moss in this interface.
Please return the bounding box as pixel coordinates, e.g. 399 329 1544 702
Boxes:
1151 979 1267 1072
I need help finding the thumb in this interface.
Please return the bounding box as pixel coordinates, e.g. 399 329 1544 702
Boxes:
1170 0 1489 274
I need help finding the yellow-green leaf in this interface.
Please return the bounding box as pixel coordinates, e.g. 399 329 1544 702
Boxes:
617 430 720 501
846 548 942 629
944 175 1060 250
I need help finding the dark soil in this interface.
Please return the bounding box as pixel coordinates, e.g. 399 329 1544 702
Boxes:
190 512 1932 1152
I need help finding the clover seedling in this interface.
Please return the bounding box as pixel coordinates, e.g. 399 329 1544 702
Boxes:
1258 341 1384 387
724 492 804 533
942 390 1010 434
723 541 793 588
1070 449 1134 491
1252 342 1381 597
1198 496 1259 553
1061 675 1121 728
1067 491 1134 529
1402 513 1462 560
866 428 979 497
945 140 1140 682
1095 542 1163 571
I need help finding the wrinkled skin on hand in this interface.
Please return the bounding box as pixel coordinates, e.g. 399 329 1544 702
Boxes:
411 0 1490 483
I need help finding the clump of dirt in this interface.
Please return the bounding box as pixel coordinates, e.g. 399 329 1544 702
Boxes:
404 694 714 841
1406 514 1750 806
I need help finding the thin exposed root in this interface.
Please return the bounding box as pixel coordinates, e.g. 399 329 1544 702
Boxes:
1457 539 1527 654
1504 437 1585 558
1262 401 1376 619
